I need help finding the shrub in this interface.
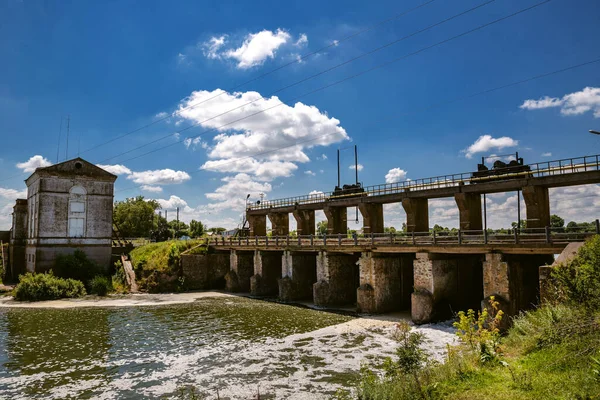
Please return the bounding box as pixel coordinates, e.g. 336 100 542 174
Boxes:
549 235 600 309
89 275 113 296
112 260 129 293
13 272 86 301
53 250 102 286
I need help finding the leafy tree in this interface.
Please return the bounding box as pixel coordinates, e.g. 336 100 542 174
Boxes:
208 227 226 234
189 220 205 238
113 196 160 237
401 222 407 233
317 220 328 235
151 216 171 242
384 226 397 234
511 220 527 231
551 214 565 228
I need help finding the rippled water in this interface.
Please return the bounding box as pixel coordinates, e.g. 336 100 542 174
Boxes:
0 297 397 399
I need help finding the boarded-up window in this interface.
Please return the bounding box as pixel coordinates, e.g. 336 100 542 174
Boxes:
70 201 85 213
69 218 85 238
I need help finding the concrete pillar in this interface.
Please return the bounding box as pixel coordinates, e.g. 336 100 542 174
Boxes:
323 205 347 235
279 251 317 301
250 250 282 296
225 250 254 292
401 198 429 232
483 253 553 326
268 212 289 237
454 193 483 231
247 214 267 237
522 186 550 229
358 203 384 234
356 252 414 313
293 209 315 236
412 253 483 324
313 251 360 306
9 199 28 282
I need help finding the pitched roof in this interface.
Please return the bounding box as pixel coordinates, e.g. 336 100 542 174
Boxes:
26 157 118 183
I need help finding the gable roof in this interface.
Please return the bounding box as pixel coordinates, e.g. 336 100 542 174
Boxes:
25 157 118 184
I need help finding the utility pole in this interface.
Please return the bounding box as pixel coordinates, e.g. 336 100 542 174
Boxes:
65 115 70 161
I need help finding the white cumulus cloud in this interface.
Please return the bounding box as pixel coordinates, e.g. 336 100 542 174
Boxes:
304 170 316 176
16 155 52 173
462 135 518 159
97 164 132 175
385 168 408 183
224 29 290 69
349 164 364 171
127 169 191 185
205 173 272 211
541 152 552 157
0 187 27 200
141 185 163 193
202 35 227 59
520 87 600 118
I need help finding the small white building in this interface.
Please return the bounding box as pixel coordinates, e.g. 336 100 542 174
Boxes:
11 158 117 274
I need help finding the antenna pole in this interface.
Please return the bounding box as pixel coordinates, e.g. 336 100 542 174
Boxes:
56 116 63 163
354 145 358 184
65 115 70 160
337 149 340 188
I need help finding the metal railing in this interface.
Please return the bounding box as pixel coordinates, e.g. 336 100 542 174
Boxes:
248 154 600 211
207 225 599 248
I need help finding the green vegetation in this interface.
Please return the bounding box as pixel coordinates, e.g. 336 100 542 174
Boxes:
130 239 205 292
53 250 102 286
114 196 162 238
13 272 86 301
88 275 113 296
338 236 600 400
111 260 129 293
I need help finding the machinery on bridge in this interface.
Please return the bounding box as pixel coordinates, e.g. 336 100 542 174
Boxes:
472 152 531 182
331 145 366 199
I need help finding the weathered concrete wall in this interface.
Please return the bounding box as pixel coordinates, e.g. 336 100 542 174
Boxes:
522 185 550 229
358 203 384 234
323 205 347 235
279 251 317 301
293 210 315 236
454 193 483 231
401 198 428 232
313 252 360 306
483 253 553 322
248 215 267 237
225 250 254 292
250 250 282 296
412 253 483 324
181 253 229 290
9 199 28 281
268 213 289 237
357 252 414 313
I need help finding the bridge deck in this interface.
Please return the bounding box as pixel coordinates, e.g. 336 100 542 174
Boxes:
247 155 600 215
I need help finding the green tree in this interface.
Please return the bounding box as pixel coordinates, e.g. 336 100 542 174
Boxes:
384 226 397 234
169 220 189 238
152 216 171 242
511 220 527 231
113 196 160 237
317 220 328 235
551 214 565 229
189 220 205 238
208 227 226 234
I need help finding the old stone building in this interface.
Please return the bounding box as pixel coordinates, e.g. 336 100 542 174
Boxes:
9 158 117 276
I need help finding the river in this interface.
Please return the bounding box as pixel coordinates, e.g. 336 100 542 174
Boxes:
0 293 456 399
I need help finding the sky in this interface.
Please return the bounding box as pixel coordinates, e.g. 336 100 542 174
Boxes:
1 0 600 231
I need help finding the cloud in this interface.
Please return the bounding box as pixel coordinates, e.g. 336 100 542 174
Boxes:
0 187 26 200
184 137 208 150
97 164 132 175
202 35 227 59
520 87 600 118
16 155 52 173
223 29 291 69
295 33 308 47
141 185 163 193
304 170 316 176
541 152 552 157
156 195 191 210
385 168 408 183
205 173 272 212
317 153 328 160
201 159 298 181
349 164 364 171
127 169 191 185
462 135 518 159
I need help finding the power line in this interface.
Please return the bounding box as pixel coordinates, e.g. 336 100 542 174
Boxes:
114 54 600 194
99 0 502 165
80 0 438 155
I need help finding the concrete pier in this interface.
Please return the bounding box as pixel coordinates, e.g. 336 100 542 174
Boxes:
522 185 550 229
279 251 318 301
225 250 254 292
268 213 289 236
250 250 282 296
401 198 429 232
358 203 384 234
411 253 483 324
313 252 360 306
323 205 347 235
356 252 414 313
293 210 315 236
248 214 267 237
454 193 483 231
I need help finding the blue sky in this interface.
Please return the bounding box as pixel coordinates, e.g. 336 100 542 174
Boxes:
1 0 600 230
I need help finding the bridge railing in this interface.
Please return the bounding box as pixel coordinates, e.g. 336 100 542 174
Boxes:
247 154 600 211
207 224 599 248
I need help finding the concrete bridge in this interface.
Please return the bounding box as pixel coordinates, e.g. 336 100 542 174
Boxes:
209 154 600 324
